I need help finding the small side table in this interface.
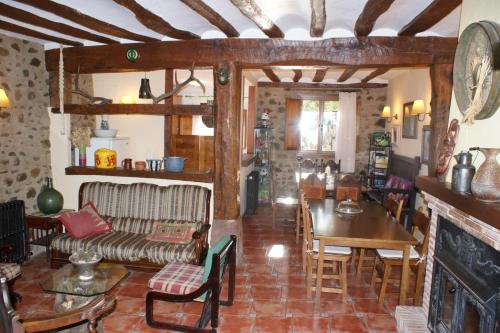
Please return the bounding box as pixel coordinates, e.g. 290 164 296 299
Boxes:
26 210 71 261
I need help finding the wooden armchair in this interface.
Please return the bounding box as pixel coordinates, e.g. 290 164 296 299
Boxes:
0 245 21 306
146 235 237 333
0 276 115 333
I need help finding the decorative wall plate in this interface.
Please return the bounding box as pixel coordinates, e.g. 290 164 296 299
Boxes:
453 21 500 121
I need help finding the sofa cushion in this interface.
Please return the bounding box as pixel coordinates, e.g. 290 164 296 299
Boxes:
107 216 155 234
51 231 198 264
148 262 204 294
0 263 21 281
81 182 210 222
147 221 197 243
59 202 112 239
384 175 413 205
81 182 123 218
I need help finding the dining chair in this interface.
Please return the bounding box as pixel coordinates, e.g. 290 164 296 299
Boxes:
295 174 326 242
370 209 430 305
356 198 404 277
302 196 351 299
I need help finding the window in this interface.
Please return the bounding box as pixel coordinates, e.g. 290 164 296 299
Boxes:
300 99 339 152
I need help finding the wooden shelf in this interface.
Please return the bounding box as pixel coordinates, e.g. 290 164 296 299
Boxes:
65 166 213 183
416 176 500 230
51 103 214 116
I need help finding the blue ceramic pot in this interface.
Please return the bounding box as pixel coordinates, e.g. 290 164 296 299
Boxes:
163 156 187 172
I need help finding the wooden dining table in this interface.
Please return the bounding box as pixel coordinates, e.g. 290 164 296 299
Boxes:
308 198 417 305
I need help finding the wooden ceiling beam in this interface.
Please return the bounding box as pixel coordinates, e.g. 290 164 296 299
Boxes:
360 67 390 83
258 82 387 89
292 70 302 83
0 3 117 44
262 68 280 82
112 0 199 40
229 0 284 38
337 68 359 82
14 0 159 42
310 0 326 37
398 0 462 36
355 0 395 38
44 37 457 73
180 0 239 38
312 68 328 82
0 20 82 46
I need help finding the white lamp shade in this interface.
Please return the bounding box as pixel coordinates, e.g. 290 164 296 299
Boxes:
0 89 11 108
119 95 136 104
411 100 426 115
381 106 391 118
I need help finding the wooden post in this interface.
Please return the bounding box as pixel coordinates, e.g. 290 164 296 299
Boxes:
214 61 241 219
429 64 453 177
164 69 173 156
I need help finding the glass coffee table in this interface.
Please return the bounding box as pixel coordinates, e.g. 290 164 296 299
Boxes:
40 263 129 332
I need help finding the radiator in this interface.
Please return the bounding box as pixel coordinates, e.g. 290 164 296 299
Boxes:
0 200 28 263
245 171 259 215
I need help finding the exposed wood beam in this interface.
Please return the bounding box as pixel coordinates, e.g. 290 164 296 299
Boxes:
398 0 462 36
14 0 159 42
50 104 213 116
112 0 199 40
337 68 358 82
312 68 328 82
0 20 82 46
310 0 326 37
429 64 453 178
262 68 280 82
355 0 395 38
293 70 302 83
258 82 387 89
180 0 239 38
0 3 117 44
229 0 284 38
45 37 458 73
361 67 390 83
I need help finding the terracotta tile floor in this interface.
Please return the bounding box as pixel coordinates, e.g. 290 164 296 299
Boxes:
13 205 407 332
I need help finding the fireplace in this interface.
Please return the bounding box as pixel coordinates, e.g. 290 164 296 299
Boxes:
428 217 499 333
395 177 500 333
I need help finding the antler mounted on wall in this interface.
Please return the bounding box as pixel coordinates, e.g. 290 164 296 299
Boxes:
72 71 112 105
153 64 205 104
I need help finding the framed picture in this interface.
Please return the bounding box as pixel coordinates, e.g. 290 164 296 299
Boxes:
421 125 431 164
402 101 418 139
390 126 401 147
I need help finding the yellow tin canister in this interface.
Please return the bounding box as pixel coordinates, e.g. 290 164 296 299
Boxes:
95 148 117 169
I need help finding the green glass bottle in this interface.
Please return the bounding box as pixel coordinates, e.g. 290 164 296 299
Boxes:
36 177 64 214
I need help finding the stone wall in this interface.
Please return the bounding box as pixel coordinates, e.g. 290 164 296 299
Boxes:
256 86 386 198
355 88 388 174
0 34 51 212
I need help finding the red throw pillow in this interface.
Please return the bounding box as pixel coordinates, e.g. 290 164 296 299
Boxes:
59 202 112 239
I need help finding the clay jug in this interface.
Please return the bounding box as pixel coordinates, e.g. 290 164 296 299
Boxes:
37 177 64 214
471 148 500 202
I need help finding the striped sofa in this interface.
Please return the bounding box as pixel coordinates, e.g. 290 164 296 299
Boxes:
50 182 211 271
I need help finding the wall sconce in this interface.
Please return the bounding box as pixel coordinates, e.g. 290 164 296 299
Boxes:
119 95 136 104
380 106 398 123
411 99 431 122
0 89 11 110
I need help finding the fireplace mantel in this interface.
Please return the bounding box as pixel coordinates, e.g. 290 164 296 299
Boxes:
415 176 500 231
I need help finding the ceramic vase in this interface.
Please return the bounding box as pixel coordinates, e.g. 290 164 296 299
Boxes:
471 148 500 202
37 177 64 214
